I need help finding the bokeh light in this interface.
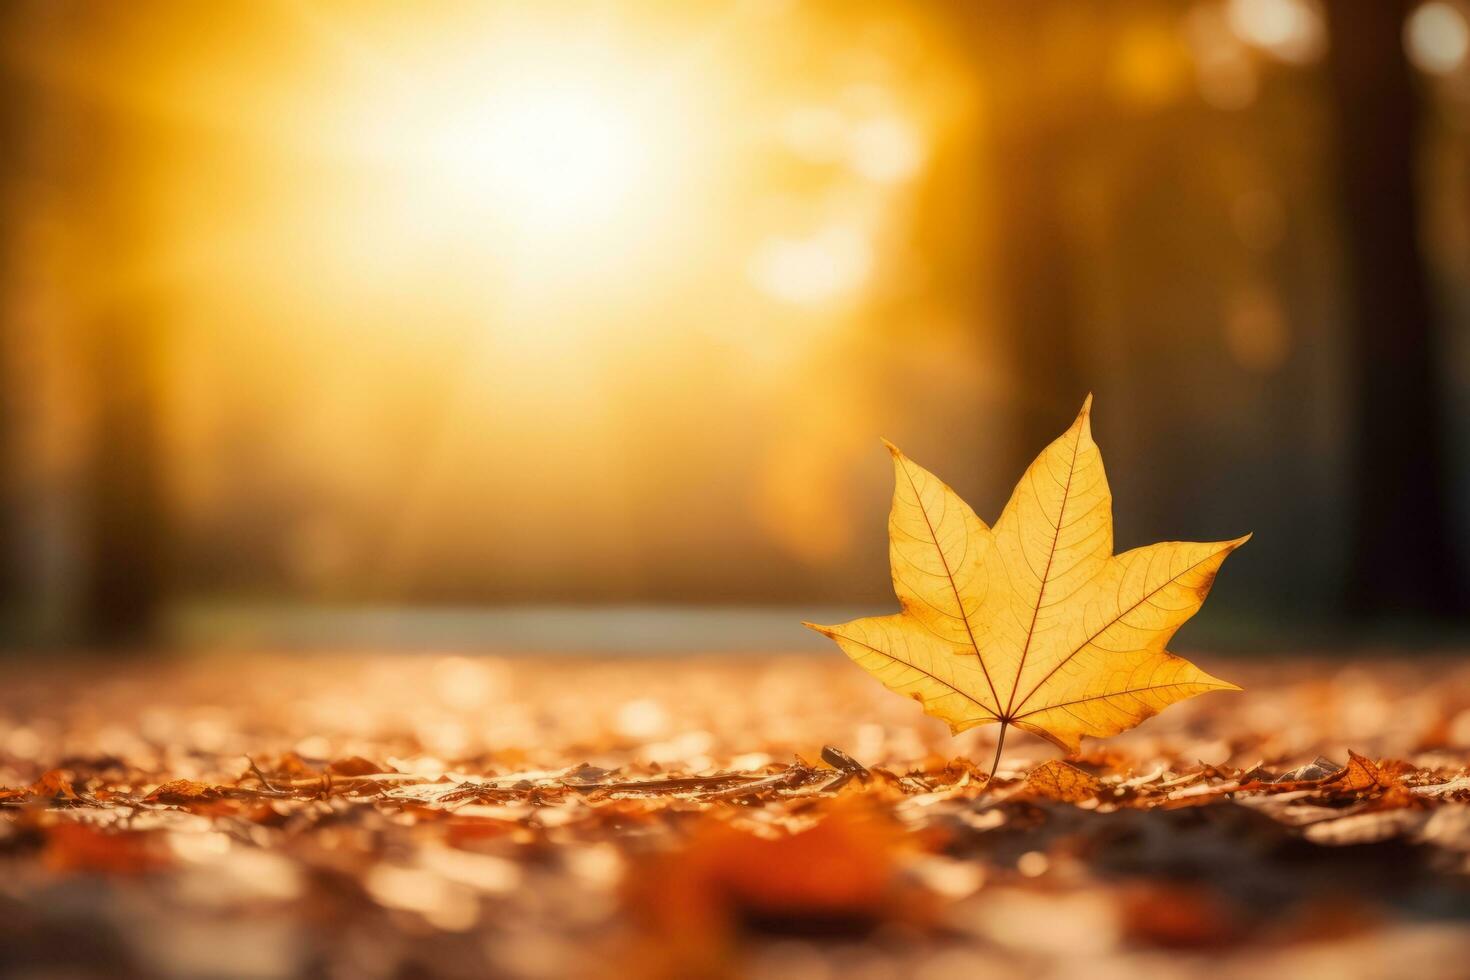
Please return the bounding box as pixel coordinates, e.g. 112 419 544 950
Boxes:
1226 0 1326 64
1406 2 1470 76
0 0 1467 637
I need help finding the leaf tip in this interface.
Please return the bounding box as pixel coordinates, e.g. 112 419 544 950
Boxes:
1229 532 1253 549
879 437 902 458
801 621 834 637
1079 392 1094 417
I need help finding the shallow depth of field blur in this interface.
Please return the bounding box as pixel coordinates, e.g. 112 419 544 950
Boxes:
2 0 1469 652
8 5 1470 980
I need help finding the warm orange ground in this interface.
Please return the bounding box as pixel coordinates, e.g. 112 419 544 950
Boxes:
3 651 1470 979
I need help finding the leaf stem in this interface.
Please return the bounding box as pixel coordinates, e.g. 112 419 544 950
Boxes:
985 721 1008 788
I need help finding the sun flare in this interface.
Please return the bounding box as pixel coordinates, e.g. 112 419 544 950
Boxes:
319 25 691 271
382 72 656 246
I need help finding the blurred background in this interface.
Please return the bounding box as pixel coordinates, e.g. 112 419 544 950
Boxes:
1 0 1467 653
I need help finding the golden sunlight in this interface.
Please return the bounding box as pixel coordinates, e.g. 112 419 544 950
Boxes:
6 3 1470 972
342 36 675 256
14 0 982 602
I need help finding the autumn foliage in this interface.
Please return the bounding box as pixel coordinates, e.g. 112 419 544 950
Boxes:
4 654 1470 978
809 397 1245 761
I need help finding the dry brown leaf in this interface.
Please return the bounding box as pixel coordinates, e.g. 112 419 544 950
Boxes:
143 779 222 805
1337 751 1418 795
1339 751 1387 791
1025 759 1103 803
1274 757 1345 783
806 397 1245 772
329 756 392 776
623 800 933 978
29 769 81 801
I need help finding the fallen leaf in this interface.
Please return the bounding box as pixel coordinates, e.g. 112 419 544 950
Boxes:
328 756 392 776
806 397 1245 765
271 752 317 777
624 800 932 978
43 823 168 875
1413 776 1470 800
820 745 871 782
1339 751 1389 792
143 779 222 805
628 802 927 925
30 769 81 802
1274 756 1345 783
1025 759 1103 803
1373 784 1426 811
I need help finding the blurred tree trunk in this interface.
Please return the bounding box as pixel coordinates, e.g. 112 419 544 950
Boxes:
0 3 168 647
0 5 22 625
75 9 169 645
0 1 92 647
79 299 168 645
1325 1 1465 616
992 109 1086 461
946 0 1090 472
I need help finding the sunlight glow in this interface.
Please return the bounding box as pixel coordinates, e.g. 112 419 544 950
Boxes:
341 39 682 264
848 116 925 184
1406 2 1470 75
415 82 651 240
108 1 961 586
748 226 873 307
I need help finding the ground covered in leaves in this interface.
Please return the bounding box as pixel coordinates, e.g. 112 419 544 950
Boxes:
4 651 1470 979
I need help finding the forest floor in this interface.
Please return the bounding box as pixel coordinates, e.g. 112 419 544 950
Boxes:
3 650 1470 979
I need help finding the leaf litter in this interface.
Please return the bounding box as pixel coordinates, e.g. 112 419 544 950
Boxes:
3 653 1470 979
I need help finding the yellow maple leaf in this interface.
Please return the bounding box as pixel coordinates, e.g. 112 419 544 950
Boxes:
805 396 1245 772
